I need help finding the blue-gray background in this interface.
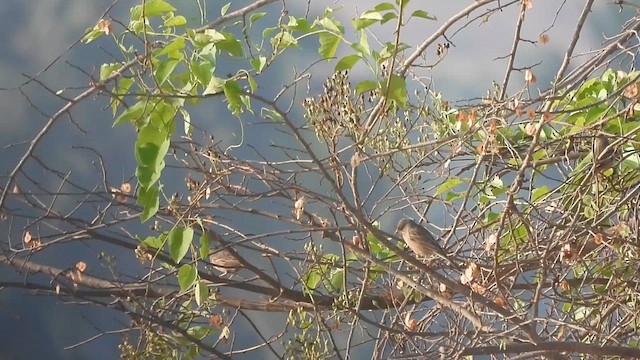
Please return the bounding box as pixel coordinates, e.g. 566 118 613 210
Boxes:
0 1 631 359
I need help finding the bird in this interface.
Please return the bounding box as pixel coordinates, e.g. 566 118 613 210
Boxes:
592 134 617 174
208 248 243 275
395 218 448 260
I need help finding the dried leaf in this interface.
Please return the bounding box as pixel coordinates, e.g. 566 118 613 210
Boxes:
350 153 361 168
75 261 87 272
526 108 536 119
352 235 361 248
524 69 536 84
293 197 305 220
97 19 113 35
120 182 132 194
24 231 32 244
623 82 639 99
593 233 603 245
560 242 577 264
209 314 224 328
485 233 498 252
471 283 486 295
539 33 550 44
404 314 418 331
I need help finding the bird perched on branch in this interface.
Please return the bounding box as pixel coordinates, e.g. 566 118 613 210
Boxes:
592 134 618 174
395 218 448 261
208 248 243 275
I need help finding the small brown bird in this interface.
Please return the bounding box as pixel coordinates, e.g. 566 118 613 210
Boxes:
208 248 243 275
396 218 447 260
593 134 617 174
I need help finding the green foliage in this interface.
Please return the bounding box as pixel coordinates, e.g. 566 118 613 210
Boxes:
73 0 640 358
169 226 194 263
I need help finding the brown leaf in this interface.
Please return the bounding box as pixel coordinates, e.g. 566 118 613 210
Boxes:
593 233 603 245
351 235 361 248
209 314 224 328
539 33 550 44
293 197 305 220
485 233 498 252
97 19 112 35
526 108 536 119
494 295 508 308
75 261 87 272
524 69 537 84
120 182 131 194
623 82 639 99
404 315 418 331
24 231 32 244
350 153 361 168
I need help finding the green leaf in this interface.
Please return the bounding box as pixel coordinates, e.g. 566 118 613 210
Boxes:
335 54 360 72
352 17 378 31
361 11 384 21
203 76 225 95
251 56 267 73
356 80 379 94
303 270 321 291
164 15 186 27
247 74 257 93
132 0 176 19
329 269 344 292
135 126 169 166
250 12 266 25
223 80 243 115
531 186 549 203
138 185 160 222
351 34 370 56
271 31 299 50
154 58 180 85
199 232 211 260
169 226 194 263
214 32 243 57
113 101 147 127
318 17 344 34
220 2 231 15
318 32 340 60
190 60 213 87
286 17 312 33
387 74 407 108
100 63 122 80
81 27 104 43
411 10 436 20
489 176 503 188
135 126 170 189
143 235 164 249
195 280 209 306
156 38 185 57
178 264 197 291
436 177 466 195
375 3 396 11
